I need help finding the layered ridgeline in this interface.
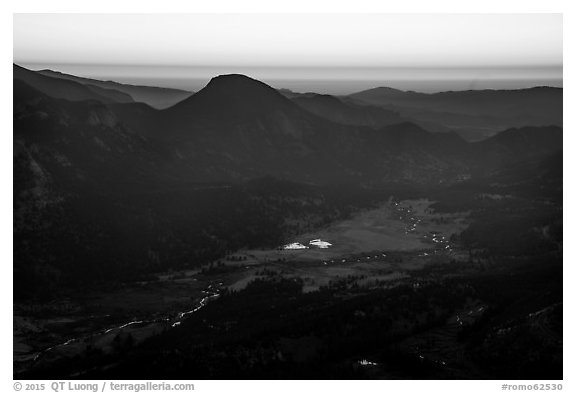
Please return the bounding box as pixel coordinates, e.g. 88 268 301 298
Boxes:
92 73 471 184
14 64 563 192
37 69 193 109
14 64 135 104
348 85 563 141
13 65 562 297
289 92 406 128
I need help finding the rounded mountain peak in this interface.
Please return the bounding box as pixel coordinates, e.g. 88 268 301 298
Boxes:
201 74 284 100
168 74 295 120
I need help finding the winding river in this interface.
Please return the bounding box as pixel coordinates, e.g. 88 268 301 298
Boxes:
25 282 222 373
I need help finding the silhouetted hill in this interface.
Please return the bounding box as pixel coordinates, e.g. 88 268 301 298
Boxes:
14 64 133 104
166 74 299 122
38 68 193 109
155 75 363 182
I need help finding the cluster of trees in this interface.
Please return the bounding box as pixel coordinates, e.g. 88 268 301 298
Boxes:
19 250 562 380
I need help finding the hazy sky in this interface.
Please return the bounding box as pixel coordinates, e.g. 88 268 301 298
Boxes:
13 14 563 93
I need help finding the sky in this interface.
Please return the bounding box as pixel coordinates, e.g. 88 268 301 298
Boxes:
13 14 563 94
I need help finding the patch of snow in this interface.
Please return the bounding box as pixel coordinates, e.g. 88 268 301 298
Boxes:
283 242 308 250
309 239 332 248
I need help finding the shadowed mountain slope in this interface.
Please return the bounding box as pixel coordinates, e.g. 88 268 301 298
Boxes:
349 86 563 141
349 86 562 119
14 72 563 188
14 64 134 104
292 93 405 128
38 68 193 109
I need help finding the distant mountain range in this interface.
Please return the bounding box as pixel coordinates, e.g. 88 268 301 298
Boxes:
20 66 194 109
348 85 562 141
14 64 134 104
14 64 562 192
349 86 562 119
15 64 563 141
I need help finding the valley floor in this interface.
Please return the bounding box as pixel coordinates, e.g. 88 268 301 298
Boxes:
13 198 561 379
